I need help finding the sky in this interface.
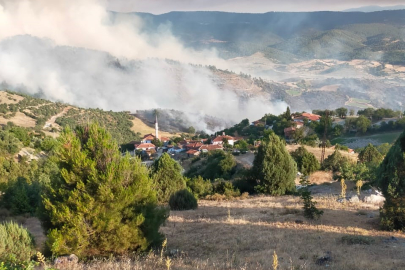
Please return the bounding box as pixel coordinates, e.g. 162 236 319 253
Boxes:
106 0 405 14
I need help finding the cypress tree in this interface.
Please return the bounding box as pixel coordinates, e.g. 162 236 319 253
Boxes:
251 132 297 195
378 130 405 231
41 124 168 257
151 153 186 203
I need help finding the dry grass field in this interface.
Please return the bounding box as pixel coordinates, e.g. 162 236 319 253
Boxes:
131 117 179 137
285 145 358 163
0 112 36 128
41 195 404 270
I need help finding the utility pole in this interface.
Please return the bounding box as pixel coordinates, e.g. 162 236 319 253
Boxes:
321 110 329 165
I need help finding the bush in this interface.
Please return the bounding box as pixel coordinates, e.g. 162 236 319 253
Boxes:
341 235 375 245
291 146 320 176
169 189 198 211
213 180 241 198
187 176 212 199
151 153 186 203
323 150 350 172
1 177 42 215
0 221 36 264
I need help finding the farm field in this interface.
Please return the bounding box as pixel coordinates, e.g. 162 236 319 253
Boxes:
332 132 402 148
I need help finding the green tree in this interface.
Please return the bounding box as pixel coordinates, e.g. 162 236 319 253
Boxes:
151 153 186 203
323 149 350 172
349 109 355 116
285 106 292 120
336 107 348 119
41 124 168 257
251 132 297 195
358 144 383 165
377 130 405 231
291 146 320 176
188 126 196 135
377 143 391 156
151 138 163 147
356 116 372 134
235 139 249 151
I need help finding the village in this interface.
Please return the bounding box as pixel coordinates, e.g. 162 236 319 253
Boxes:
128 110 361 164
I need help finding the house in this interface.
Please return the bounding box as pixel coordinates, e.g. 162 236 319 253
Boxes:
186 149 200 157
295 122 304 129
302 113 321 122
185 142 204 151
200 145 224 153
251 120 265 126
212 135 238 146
141 134 156 144
134 143 156 151
284 127 296 140
168 145 186 154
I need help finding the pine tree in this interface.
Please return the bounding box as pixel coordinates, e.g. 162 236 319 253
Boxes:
41 124 168 257
377 130 405 231
151 153 186 203
251 132 297 195
358 143 383 165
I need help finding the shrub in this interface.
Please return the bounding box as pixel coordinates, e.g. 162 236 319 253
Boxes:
213 180 241 198
169 189 198 211
341 235 374 245
1 177 42 215
300 177 323 220
0 221 36 264
323 150 350 172
291 146 320 175
151 153 186 203
41 124 168 257
186 176 212 199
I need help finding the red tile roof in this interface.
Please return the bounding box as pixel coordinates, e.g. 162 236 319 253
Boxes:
302 113 321 121
186 150 200 155
200 145 224 151
212 135 235 142
135 143 156 149
186 142 203 150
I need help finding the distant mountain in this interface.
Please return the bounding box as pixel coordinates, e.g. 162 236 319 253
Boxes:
344 5 405 12
115 10 405 63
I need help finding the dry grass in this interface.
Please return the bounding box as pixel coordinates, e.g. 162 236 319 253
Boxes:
0 112 36 128
131 117 179 137
0 91 24 104
308 171 333 185
54 195 405 270
286 144 358 162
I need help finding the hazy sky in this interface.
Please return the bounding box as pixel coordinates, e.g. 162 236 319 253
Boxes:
107 0 405 14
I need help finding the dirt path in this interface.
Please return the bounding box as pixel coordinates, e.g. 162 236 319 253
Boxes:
43 106 72 129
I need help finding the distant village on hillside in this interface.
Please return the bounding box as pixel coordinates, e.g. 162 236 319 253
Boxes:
126 109 363 162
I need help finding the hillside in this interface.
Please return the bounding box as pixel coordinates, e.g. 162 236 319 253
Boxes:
129 10 405 63
0 90 162 144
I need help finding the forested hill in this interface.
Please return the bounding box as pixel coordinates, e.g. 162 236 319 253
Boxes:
116 10 405 63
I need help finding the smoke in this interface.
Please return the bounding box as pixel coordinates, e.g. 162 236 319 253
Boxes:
0 0 287 132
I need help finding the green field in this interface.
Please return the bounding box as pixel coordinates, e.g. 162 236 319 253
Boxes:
331 131 402 147
286 89 301 96
345 102 370 108
351 98 371 104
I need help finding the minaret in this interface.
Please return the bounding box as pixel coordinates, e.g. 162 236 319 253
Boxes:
155 113 159 140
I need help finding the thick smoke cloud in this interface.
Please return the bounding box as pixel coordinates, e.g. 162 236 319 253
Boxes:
0 0 287 131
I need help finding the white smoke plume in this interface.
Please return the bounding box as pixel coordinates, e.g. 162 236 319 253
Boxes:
0 0 287 132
